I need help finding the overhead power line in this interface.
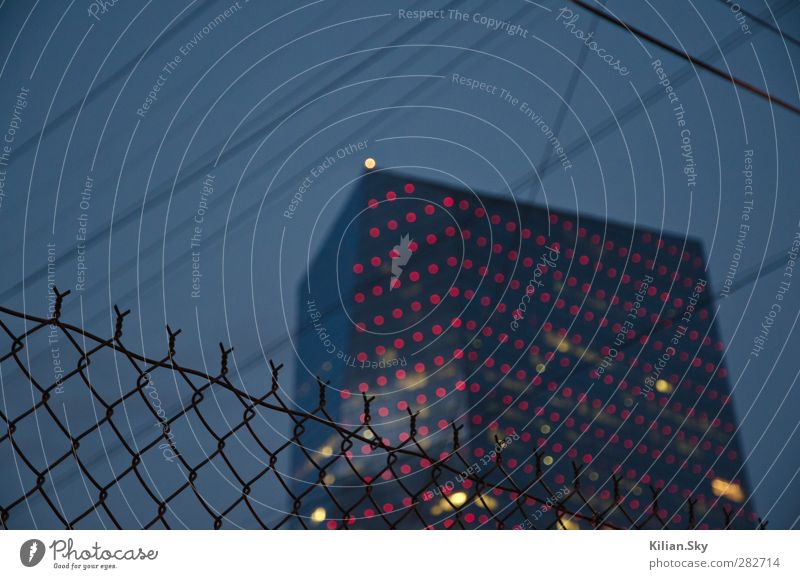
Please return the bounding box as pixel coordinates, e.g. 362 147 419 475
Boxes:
570 0 800 116
714 0 800 49
530 0 605 200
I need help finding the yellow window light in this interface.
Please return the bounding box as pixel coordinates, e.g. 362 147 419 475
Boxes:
450 491 468 507
655 379 673 393
310 507 326 523
474 494 497 510
364 157 376 169
711 478 745 502
437 491 469 513
559 517 580 530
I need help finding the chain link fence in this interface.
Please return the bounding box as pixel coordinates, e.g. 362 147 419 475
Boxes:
0 290 763 530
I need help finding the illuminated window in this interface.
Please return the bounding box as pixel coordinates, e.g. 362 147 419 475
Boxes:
655 379 673 393
449 491 468 507
311 507 326 523
559 518 579 530
437 491 468 512
711 478 745 502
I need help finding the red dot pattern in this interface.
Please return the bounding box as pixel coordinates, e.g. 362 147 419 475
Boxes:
297 175 755 529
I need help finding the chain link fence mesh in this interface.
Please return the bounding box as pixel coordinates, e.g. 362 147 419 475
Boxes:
0 290 763 530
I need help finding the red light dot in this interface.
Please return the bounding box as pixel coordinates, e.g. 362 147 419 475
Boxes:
369 227 380 238
404 183 415 193
406 212 417 223
353 264 363 274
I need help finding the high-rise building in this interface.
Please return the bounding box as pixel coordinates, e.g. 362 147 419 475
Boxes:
293 170 756 529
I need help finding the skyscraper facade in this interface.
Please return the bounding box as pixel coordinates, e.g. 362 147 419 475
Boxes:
293 170 756 529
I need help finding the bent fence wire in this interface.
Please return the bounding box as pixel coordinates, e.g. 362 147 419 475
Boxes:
0 290 763 530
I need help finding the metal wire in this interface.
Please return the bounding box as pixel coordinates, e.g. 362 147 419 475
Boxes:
0 291 764 530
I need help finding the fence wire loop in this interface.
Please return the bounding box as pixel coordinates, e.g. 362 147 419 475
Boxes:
0 300 762 530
